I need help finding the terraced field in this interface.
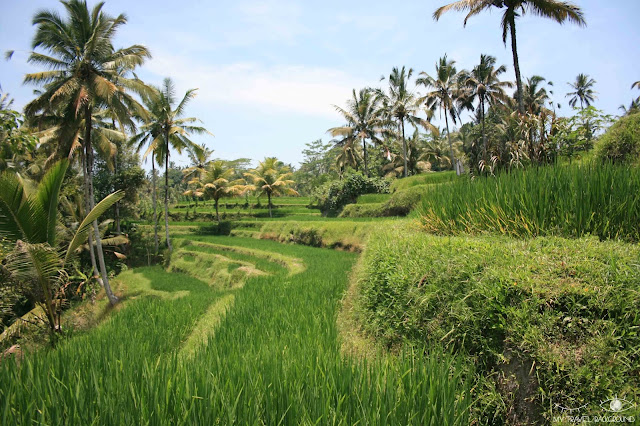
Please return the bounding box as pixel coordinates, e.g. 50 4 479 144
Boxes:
0 235 470 424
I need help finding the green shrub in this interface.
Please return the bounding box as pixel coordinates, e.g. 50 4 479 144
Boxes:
194 221 233 236
419 163 640 241
594 112 640 164
356 227 640 422
312 173 390 216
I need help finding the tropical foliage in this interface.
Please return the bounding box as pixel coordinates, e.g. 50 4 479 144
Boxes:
244 158 298 217
0 160 123 335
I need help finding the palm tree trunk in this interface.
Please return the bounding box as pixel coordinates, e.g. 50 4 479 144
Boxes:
151 160 159 254
164 131 172 252
445 112 454 170
510 15 525 115
362 139 368 177
85 106 118 305
481 96 487 161
114 149 121 235
81 148 103 287
401 120 408 177
215 198 220 222
268 192 272 218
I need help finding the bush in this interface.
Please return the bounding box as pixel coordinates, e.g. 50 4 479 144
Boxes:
419 163 640 241
194 221 233 236
312 173 390 216
356 226 640 423
594 112 640 164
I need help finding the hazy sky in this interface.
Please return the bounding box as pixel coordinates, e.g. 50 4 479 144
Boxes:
1 0 639 168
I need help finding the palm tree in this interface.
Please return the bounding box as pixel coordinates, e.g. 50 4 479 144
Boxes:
244 158 299 218
328 89 383 177
129 129 161 255
522 75 551 114
0 160 124 329
333 136 361 177
131 78 210 252
22 0 150 300
197 160 244 221
566 73 597 110
423 131 455 171
632 81 640 104
434 0 585 114
182 143 214 208
418 55 465 167
383 130 432 177
463 54 513 158
376 67 435 177
183 143 214 180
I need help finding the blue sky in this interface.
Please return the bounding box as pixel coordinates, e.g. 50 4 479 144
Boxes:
1 0 639 168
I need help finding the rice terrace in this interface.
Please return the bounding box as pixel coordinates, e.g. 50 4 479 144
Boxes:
1 0 640 424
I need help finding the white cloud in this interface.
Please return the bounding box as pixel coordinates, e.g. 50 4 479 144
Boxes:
145 51 369 119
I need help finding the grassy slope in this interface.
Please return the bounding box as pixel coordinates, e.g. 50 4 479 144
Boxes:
0 236 470 425
355 226 640 422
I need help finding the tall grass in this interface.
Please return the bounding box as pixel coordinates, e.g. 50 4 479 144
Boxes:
419 163 640 240
0 237 471 424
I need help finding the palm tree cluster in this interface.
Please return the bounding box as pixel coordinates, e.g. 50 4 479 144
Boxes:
328 52 583 176
183 157 298 219
0 0 216 308
325 1 598 177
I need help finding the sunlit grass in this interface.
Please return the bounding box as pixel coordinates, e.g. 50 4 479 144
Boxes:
0 236 471 424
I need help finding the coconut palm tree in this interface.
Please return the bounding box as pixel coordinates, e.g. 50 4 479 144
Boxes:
376 67 436 177
463 54 513 157
328 89 383 177
522 75 551 115
0 160 124 329
196 160 244 221
333 136 361 177
418 55 465 167
131 78 210 252
182 143 214 208
566 73 597 110
244 158 299 218
382 130 432 177
434 0 585 114
21 0 150 299
183 143 214 183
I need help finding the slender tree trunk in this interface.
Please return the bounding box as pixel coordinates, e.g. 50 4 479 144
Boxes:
85 106 118 305
215 198 219 222
268 192 272 218
81 148 103 287
481 96 487 161
113 119 122 235
362 138 369 177
510 16 525 115
151 160 159 254
401 120 408 177
114 148 121 235
445 112 454 170
164 130 172 252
